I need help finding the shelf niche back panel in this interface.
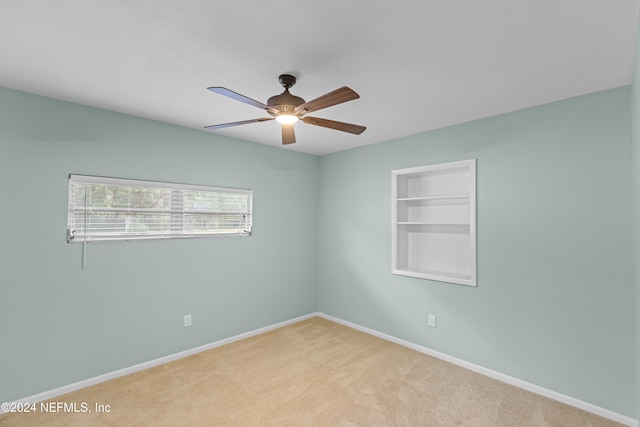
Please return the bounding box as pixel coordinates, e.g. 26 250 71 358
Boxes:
397 197 470 224
397 166 471 199
392 159 476 286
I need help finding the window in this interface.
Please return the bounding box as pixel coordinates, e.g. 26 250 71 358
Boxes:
67 175 252 242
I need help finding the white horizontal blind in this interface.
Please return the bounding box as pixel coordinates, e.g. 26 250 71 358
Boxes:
67 175 252 242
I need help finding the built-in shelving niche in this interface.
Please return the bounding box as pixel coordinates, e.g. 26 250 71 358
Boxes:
392 159 476 286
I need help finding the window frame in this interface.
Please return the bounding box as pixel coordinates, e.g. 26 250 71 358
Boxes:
67 174 253 243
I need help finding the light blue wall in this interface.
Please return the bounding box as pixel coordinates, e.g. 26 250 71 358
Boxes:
317 88 635 417
1 83 637 418
632 6 640 419
0 87 319 402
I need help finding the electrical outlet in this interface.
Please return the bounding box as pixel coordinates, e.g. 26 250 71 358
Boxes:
428 314 437 328
184 314 192 327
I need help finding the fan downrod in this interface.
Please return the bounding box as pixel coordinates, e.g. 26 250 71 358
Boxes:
278 74 297 90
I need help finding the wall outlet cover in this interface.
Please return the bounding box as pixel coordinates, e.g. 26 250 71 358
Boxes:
428 314 437 327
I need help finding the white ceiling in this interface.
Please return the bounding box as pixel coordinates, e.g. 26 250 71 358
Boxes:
0 1 637 156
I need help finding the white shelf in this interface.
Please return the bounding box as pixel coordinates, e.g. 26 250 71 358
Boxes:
393 268 471 286
392 159 476 286
397 194 469 202
397 221 470 225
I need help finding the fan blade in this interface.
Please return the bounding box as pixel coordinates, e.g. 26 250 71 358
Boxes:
207 87 278 113
301 116 366 135
281 123 296 145
295 87 360 114
205 117 274 130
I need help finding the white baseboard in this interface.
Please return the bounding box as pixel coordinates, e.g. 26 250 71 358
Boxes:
1 312 317 414
3 311 636 427
317 312 637 427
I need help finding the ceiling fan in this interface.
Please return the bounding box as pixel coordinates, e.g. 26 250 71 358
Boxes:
205 74 366 145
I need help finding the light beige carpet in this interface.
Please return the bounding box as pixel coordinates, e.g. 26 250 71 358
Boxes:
0 317 625 426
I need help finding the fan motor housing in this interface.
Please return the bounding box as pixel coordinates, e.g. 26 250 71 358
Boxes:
267 92 305 117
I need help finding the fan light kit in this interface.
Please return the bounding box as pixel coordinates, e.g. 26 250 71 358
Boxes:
205 74 366 145
276 114 298 125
